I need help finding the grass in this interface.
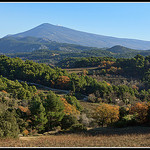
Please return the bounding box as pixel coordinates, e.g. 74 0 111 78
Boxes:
79 100 99 117
0 126 150 147
64 67 98 74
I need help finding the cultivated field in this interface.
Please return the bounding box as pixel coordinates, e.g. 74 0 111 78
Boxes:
1 126 150 147
64 67 98 74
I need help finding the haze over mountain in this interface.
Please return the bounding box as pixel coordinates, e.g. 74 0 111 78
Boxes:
6 23 150 50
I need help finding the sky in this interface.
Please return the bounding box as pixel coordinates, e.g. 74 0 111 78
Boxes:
1 2 150 41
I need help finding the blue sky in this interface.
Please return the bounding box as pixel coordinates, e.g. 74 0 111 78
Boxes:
1 2 150 41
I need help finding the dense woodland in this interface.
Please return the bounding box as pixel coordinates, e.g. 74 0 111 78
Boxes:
5 44 150 66
58 55 150 87
0 54 150 138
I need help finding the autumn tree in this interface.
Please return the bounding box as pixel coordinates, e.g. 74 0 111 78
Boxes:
93 103 119 127
64 95 83 112
56 76 70 89
129 102 149 124
60 97 80 116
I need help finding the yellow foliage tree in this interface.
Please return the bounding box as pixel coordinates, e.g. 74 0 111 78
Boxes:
1 90 7 94
57 76 70 88
61 97 80 116
22 129 29 136
82 69 88 76
18 106 31 116
93 103 119 127
129 102 149 123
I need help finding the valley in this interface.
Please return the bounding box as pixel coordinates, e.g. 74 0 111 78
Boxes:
2 1 150 147
0 23 150 148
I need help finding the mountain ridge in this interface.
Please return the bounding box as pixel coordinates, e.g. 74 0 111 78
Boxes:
7 23 150 50
0 36 102 53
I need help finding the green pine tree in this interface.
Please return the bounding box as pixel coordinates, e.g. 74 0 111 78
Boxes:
29 95 48 133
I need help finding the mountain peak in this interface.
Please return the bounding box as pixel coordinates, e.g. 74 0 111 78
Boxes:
37 23 63 28
41 23 50 25
38 23 53 27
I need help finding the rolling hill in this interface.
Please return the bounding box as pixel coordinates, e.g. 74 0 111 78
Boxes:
1 36 150 62
0 36 100 53
106 45 138 54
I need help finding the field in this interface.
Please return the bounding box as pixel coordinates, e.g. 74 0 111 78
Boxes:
64 67 98 74
0 126 150 147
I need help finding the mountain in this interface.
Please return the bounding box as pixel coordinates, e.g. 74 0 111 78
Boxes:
6 23 150 50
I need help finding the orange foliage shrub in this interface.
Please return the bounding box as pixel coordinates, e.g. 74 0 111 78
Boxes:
34 91 40 95
132 85 139 90
129 102 149 123
50 80 55 87
1 90 7 94
99 61 122 75
82 69 88 76
18 106 31 116
34 92 38 95
26 119 32 123
104 61 115 67
100 61 114 67
106 82 111 86
110 66 118 72
22 129 29 136
57 76 70 88
61 98 80 116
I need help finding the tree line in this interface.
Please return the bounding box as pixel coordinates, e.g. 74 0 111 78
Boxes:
58 55 150 87
0 55 149 106
0 75 83 137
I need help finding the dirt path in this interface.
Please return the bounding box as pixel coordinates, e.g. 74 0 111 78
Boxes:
18 79 88 101
18 79 69 95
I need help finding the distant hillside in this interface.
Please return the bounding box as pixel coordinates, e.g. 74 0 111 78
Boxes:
0 36 48 53
106 45 139 54
139 49 150 56
5 47 150 67
1 36 150 65
0 36 100 53
6 23 150 50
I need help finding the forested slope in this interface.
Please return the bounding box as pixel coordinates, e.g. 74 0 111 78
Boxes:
0 54 150 138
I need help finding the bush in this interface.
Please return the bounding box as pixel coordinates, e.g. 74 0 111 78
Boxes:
65 95 83 111
88 93 97 103
113 120 127 128
0 110 20 138
113 114 138 128
61 115 78 130
75 93 85 100
69 123 87 132
129 102 148 124
119 106 129 119
79 113 92 127
22 129 29 136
